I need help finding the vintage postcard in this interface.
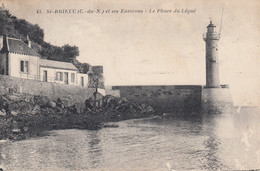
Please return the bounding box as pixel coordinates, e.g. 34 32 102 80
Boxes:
0 0 259 170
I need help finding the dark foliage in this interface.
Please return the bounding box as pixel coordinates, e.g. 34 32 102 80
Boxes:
0 9 79 63
39 43 79 62
0 8 104 88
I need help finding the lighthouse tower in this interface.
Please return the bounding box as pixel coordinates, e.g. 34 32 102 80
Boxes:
201 21 232 114
204 21 220 88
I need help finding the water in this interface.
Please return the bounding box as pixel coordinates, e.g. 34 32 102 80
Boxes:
0 109 260 171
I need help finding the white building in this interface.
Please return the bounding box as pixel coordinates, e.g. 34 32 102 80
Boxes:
0 35 40 79
0 35 88 87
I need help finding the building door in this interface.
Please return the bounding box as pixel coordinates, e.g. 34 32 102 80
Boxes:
81 77 84 87
64 72 69 84
43 70 47 82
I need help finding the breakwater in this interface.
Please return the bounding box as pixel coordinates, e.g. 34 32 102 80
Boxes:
112 85 202 113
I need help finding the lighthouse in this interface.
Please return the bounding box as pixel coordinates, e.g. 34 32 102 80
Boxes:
201 20 233 114
204 21 220 88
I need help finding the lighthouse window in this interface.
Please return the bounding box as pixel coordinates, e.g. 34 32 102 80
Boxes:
208 27 215 32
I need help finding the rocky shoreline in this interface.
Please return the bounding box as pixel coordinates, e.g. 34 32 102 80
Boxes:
0 92 155 141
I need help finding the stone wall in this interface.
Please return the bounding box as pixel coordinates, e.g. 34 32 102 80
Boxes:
112 85 202 113
201 87 233 114
0 75 96 110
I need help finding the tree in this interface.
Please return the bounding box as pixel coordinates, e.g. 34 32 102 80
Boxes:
30 24 44 44
0 9 80 64
88 72 104 110
88 66 105 89
61 44 79 62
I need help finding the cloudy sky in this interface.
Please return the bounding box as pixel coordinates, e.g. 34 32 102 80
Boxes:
3 0 260 105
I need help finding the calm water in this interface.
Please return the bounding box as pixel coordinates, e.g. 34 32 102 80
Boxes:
0 109 260 171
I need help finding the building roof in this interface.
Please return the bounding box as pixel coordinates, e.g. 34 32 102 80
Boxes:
7 37 40 57
39 59 78 71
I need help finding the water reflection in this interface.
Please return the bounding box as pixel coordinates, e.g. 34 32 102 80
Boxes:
87 131 102 169
202 108 260 170
201 114 225 170
0 108 259 170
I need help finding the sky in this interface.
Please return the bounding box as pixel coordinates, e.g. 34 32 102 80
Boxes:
2 0 260 106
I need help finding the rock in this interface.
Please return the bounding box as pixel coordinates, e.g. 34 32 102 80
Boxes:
5 94 21 102
11 111 18 116
129 103 140 113
85 99 94 109
9 88 15 93
106 96 119 108
118 97 128 105
10 100 34 114
56 98 64 109
0 109 6 116
23 127 29 132
115 104 125 112
24 95 34 103
84 95 155 115
93 92 104 100
41 107 55 116
116 103 139 113
12 128 21 133
30 105 41 115
138 104 154 113
46 101 56 108
84 92 104 109
0 86 6 94
85 107 92 112
146 106 155 113
57 98 74 108
4 103 11 116
0 96 9 109
34 95 50 107
66 105 77 113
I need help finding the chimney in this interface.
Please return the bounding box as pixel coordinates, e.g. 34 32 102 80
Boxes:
0 35 3 50
2 3 5 10
2 34 9 52
25 35 31 48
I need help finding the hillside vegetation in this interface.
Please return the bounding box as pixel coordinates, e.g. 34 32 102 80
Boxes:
0 8 104 88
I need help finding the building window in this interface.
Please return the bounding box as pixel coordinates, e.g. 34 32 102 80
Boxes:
20 60 29 73
60 72 63 81
55 72 61 81
71 73 75 82
55 72 63 81
55 72 59 80
81 77 84 86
